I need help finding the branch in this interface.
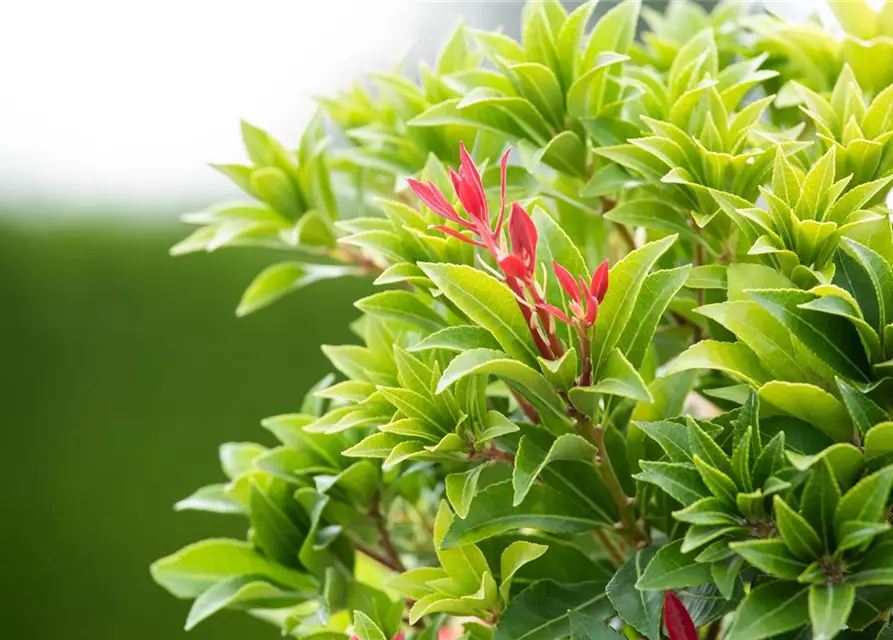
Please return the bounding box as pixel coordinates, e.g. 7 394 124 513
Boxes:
368 491 406 573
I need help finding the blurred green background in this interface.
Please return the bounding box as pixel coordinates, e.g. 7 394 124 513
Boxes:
0 217 370 638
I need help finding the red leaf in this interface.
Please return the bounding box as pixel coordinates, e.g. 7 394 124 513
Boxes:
664 591 698 640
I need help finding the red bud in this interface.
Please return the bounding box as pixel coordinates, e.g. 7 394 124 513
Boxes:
508 203 537 275
590 259 609 303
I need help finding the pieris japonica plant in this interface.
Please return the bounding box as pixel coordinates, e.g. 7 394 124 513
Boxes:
152 1 893 639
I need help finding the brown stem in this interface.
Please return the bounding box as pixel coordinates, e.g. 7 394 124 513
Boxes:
510 389 540 423
578 415 644 545
355 542 404 573
592 529 627 568
369 491 406 573
471 441 516 466
614 222 637 252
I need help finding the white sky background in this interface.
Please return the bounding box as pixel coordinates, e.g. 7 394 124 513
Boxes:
0 0 838 219
0 0 502 217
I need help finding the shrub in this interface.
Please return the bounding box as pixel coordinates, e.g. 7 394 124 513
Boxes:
152 1 893 639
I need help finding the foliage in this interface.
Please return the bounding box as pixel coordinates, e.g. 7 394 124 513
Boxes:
153 2 893 639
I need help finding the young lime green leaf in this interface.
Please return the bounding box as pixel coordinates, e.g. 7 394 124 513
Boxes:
809 584 855 640
607 547 663 640
539 347 579 390
865 422 893 468
356 291 446 332
726 582 809 640
419 263 540 367
437 349 567 425
237 263 357 317
353 611 388 640
570 348 653 406
774 496 823 561
592 235 678 375
433 501 490 593
185 576 308 630
837 378 889 434
513 433 595 505
758 382 853 443
175 484 245 515
636 540 712 590
618 265 692 369
409 326 503 353
663 340 772 386
499 541 549 602
696 301 810 382
446 465 487 519
150 539 317 599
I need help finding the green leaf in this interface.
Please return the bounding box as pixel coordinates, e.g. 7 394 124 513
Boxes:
607 547 663 640
420 263 539 367
237 263 356 317
409 326 503 353
865 422 893 468
693 455 738 505
696 301 810 383
355 291 445 331
672 497 738 526
687 417 735 479
499 541 549 602
592 236 678 375
569 610 627 640
636 540 712 590
729 540 806 580
747 288 871 382
837 378 889 434
664 340 772 386
800 459 841 552
786 443 864 491
809 584 855 640
249 484 305 568
759 382 853 443
635 461 708 504
494 580 613 640
353 611 388 640
774 496 823 561
834 466 893 540
726 582 809 640
618 265 692 369
433 502 490 593
437 349 567 425
442 480 602 548
571 348 653 406
175 484 245 515
446 465 486 519
540 348 579 391
150 539 317 599
840 236 893 333
185 576 307 630
513 433 596 505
